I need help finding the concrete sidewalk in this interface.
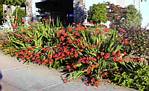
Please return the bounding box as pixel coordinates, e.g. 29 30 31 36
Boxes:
0 52 137 91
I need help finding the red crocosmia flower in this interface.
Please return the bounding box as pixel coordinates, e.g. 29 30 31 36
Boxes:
49 59 53 64
15 52 19 57
123 51 127 56
70 48 75 52
118 59 123 62
77 39 81 43
67 38 72 44
66 65 71 70
89 57 97 61
113 57 117 62
72 64 77 69
67 27 73 32
44 59 49 63
74 52 78 58
112 52 116 56
66 51 70 55
60 36 65 41
63 32 68 37
104 28 110 32
104 53 110 60
116 50 121 57
12 23 18 29
74 31 80 36
100 52 105 57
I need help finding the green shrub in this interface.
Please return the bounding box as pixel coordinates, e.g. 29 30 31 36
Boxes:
2 23 128 87
0 3 3 25
2 0 26 6
121 5 142 30
111 62 149 91
124 28 149 58
88 3 108 23
2 23 148 89
13 7 26 23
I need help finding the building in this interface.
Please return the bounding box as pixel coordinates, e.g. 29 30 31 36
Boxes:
26 0 86 24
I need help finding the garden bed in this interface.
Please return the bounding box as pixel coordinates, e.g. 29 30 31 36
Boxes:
0 22 148 91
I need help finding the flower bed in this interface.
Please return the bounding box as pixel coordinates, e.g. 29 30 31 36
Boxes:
0 23 148 91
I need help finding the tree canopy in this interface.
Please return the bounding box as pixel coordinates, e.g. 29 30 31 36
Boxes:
88 3 108 23
1 0 26 6
122 5 142 29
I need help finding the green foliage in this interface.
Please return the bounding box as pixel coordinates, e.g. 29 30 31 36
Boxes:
107 3 127 29
13 7 26 23
2 0 26 6
88 3 108 23
121 5 142 30
0 3 3 25
1 22 147 89
111 62 149 91
125 28 149 57
2 23 128 86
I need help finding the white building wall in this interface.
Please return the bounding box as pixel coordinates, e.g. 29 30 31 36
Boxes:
31 0 43 17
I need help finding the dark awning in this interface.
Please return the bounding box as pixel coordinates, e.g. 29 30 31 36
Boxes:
36 0 73 12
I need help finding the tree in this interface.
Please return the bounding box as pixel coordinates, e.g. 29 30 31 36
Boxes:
0 3 3 24
13 7 26 23
107 3 127 29
88 3 108 23
2 0 26 6
121 5 142 30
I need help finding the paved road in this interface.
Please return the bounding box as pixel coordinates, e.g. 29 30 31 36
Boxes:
0 52 137 91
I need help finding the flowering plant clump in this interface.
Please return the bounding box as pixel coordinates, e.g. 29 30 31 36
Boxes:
1 23 132 87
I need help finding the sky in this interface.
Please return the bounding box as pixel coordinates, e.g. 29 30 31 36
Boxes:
85 0 149 27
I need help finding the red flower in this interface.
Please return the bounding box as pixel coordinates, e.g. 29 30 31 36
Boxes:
104 53 110 60
118 59 123 62
113 57 117 62
49 59 53 64
112 52 116 56
104 28 110 32
67 38 72 44
74 52 78 58
60 36 65 41
116 50 121 57
22 19 25 23
66 65 71 71
72 64 77 69
12 23 18 29
88 57 97 61
74 31 80 37
100 52 105 57
67 27 73 32
123 51 127 56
